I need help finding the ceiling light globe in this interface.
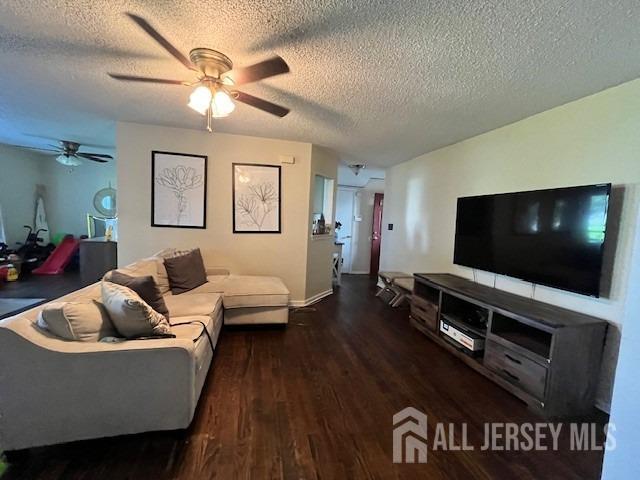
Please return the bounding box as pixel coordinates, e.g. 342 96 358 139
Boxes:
56 154 82 167
188 85 213 115
211 90 236 118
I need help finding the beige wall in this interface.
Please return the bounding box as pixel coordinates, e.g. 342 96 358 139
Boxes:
116 122 323 303
305 145 338 301
380 78 640 411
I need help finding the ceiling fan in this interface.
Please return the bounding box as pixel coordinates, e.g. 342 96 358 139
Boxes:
109 13 291 132
6 140 113 167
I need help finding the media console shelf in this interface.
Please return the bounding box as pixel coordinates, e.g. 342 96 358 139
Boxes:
410 273 607 417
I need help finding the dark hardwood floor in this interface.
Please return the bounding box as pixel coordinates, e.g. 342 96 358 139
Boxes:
0 271 87 319
4 275 606 479
0 271 86 300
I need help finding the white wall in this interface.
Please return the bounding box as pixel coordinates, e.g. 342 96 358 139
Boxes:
0 144 115 244
116 122 322 303
380 78 640 411
0 145 43 244
40 155 116 238
602 206 640 479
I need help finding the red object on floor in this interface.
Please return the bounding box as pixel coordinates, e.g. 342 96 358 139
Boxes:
32 237 79 275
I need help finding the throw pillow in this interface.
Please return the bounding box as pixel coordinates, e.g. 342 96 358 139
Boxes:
163 248 207 294
106 270 170 320
152 256 171 294
37 300 117 342
101 281 172 338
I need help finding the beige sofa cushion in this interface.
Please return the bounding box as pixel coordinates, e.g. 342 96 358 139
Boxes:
101 282 172 338
37 300 116 341
221 275 290 309
171 314 222 375
151 257 171 294
182 275 229 295
394 277 415 291
164 293 222 318
171 314 219 341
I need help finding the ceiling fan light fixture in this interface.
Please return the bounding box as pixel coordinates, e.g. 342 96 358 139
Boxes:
187 85 213 115
56 154 82 167
211 90 235 118
348 164 366 176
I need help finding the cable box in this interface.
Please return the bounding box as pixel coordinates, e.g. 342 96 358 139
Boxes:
439 318 485 352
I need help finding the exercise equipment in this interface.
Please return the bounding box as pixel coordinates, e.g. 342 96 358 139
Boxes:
15 226 53 274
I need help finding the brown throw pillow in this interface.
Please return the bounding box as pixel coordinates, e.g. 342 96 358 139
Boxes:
107 271 170 319
164 248 207 294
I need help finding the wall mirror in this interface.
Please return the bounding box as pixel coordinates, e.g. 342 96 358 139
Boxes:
93 186 117 218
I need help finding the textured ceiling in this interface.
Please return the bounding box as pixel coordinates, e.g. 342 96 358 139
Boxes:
0 1 639 167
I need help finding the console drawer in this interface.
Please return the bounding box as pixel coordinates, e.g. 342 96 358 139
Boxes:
484 340 547 400
410 296 438 331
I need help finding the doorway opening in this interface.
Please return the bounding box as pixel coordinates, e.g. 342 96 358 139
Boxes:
335 186 384 276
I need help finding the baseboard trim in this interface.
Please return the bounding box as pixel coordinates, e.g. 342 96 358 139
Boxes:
348 270 370 275
289 289 333 307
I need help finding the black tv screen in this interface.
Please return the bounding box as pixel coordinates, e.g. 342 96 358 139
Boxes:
453 184 611 297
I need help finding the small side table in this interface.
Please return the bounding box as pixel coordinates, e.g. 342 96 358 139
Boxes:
332 242 343 286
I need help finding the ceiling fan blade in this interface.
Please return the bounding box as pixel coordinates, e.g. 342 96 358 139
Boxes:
108 73 188 85
3 144 59 153
78 152 113 159
234 91 290 117
126 13 196 71
229 56 290 85
76 153 109 163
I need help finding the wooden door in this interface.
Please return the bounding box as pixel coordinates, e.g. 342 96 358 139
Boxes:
370 193 384 276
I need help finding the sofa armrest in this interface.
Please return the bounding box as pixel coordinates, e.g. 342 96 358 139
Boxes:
0 325 197 450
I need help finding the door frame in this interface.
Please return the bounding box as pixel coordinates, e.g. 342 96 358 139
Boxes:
369 192 384 276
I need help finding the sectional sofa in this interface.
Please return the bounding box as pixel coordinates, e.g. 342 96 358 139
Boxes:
0 248 290 451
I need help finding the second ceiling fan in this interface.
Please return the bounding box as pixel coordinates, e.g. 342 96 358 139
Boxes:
109 13 291 132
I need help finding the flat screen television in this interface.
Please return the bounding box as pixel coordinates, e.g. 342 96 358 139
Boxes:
453 184 611 297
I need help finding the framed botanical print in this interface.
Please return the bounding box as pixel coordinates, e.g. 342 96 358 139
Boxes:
152 151 207 228
232 163 281 233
